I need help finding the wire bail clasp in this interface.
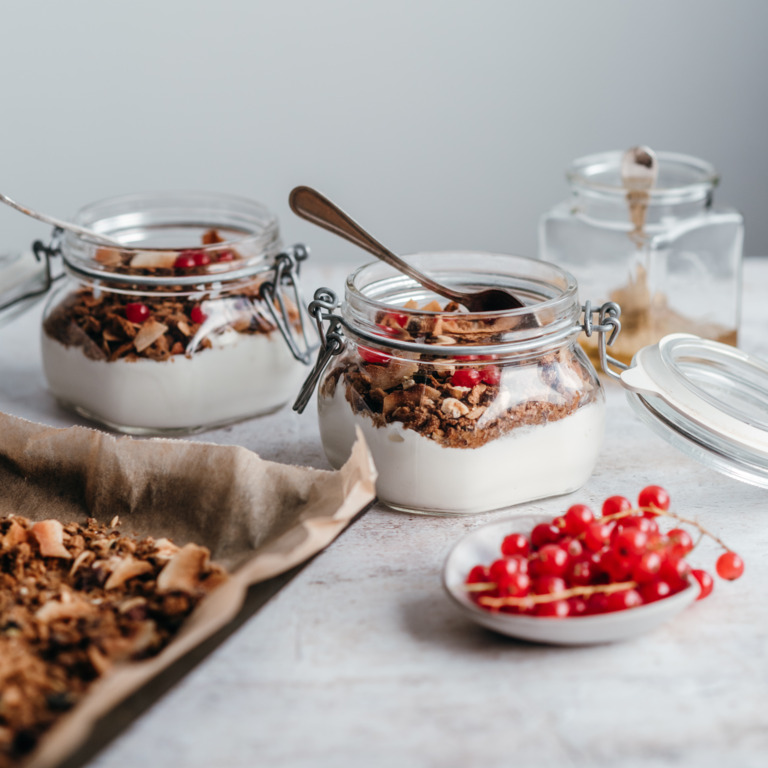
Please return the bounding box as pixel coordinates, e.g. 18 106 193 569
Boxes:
259 244 317 364
293 288 347 413
581 300 627 381
0 230 64 320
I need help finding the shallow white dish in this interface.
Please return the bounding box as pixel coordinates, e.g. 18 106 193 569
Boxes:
442 515 700 645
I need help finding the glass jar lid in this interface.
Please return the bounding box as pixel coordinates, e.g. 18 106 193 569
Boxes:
618 334 768 487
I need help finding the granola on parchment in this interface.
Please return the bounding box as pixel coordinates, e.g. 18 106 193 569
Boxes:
0 515 227 767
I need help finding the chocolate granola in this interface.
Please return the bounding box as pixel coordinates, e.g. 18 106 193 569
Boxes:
321 303 599 450
43 229 299 363
0 516 226 767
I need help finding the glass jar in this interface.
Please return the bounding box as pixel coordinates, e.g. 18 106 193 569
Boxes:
540 151 743 367
39 192 313 434
299 252 606 516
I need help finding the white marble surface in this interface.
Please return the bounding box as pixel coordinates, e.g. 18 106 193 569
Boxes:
1 258 768 768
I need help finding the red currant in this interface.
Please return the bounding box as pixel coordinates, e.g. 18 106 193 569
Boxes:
530 523 561 550
602 495 632 517
173 253 197 269
450 368 482 388
616 515 658 535
532 575 567 595
640 580 672 603
532 544 569 578
638 485 670 515
583 521 614 552
535 599 569 618
613 527 649 558
381 312 408 328
605 588 642 613
659 556 691 590
216 249 235 262
563 504 595 535
125 302 150 324
568 597 588 617
480 365 501 386
602 550 634 582
358 345 390 365
500 533 530 558
190 305 207 324
715 551 744 580
691 569 714 599
466 565 489 584
562 537 584 559
568 557 597 586
586 592 610 615
489 558 517 582
667 528 694 558
497 571 531 597
631 551 662 583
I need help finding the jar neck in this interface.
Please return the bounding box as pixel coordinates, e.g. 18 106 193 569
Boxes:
342 252 583 357
570 183 713 225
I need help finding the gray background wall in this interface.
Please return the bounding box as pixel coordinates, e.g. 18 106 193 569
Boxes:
1 0 766 263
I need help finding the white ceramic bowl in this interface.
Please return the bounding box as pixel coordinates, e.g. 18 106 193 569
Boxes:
442 515 700 645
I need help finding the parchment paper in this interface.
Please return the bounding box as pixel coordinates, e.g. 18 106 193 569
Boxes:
0 412 376 768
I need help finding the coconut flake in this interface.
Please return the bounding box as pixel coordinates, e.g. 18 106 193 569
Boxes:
133 319 169 353
129 250 179 269
31 520 72 559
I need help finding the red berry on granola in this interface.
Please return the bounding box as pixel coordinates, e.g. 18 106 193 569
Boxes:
190 305 207 324
173 253 197 269
358 346 390 365
125 303 151 324
450 368 482 388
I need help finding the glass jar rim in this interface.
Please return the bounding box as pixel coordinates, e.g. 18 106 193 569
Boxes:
342 251 583 356
60 191 283 288
566 151 719 203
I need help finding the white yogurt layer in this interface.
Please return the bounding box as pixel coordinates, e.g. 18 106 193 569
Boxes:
319 381 606 514
42 330 306 433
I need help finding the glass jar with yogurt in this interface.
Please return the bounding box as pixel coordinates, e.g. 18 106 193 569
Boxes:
39 192 314 434
540 150 743 367
297 252 607 516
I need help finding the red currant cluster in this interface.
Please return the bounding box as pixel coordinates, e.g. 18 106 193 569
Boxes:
465 485 744 618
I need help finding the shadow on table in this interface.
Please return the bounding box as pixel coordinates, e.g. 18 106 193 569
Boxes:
400 592 590 654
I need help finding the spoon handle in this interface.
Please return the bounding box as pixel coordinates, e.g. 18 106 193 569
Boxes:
0 192 120 245
289 186 466 305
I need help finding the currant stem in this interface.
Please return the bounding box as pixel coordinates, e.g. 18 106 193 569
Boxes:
474 580 638 609
602 505 732 552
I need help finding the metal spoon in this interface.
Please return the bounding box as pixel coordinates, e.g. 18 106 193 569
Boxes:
289 186 524 312
0 191 121 245
621 145 658 247
621 145 658 191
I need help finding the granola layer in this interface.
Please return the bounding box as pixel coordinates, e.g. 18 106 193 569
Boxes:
321 346 598 451
0 516 226 766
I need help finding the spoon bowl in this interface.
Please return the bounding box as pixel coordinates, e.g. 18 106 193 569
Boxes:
289 186 524 312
